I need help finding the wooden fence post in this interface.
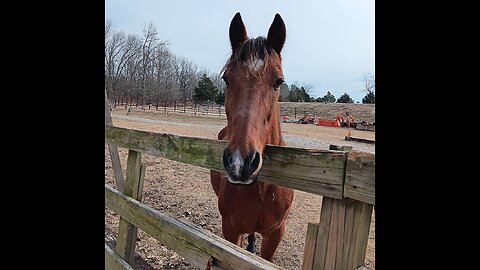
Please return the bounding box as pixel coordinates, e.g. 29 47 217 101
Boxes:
115 150 146 266
302 145 373 270
309 197 372 270
105 89 125 192
303 222 320 270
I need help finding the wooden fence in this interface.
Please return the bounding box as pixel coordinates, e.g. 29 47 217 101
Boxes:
104 126 375 270
113 102 333 120
110 100 375 127
280 107 318 119
111 99 318 119
105 91 375 270
111 99 228 118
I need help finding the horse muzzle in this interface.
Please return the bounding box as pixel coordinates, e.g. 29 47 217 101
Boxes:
222 148 262 185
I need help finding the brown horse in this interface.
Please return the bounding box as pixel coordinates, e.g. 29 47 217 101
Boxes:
210 12 294 262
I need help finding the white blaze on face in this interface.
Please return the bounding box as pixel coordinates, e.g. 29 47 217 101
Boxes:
247 58 264 72
233 149 242 176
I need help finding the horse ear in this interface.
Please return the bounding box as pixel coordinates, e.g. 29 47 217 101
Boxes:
229 12 248 52
267 14 286 55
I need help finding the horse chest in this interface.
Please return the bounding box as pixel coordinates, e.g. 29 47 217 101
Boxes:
218 184 287 232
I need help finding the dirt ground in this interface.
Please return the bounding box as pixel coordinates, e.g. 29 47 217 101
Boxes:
105 107 375 269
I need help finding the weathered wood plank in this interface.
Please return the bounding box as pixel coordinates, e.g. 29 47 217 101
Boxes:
261 146 346 198
105 88 114 126
105 88 125 192
328 145 353 152
105 126 346 198
105 243 134 270
334 199 346 270
138 164 146 201
312 197 372 270
343 199 356 269
324 199 339 270
344 136 375 144
107 145 125 192
342 198 373 269
352 202 373 268
302 222 319 270
105 184 281 270
116 150 144 265
344 151 375 205
105 125 226 169
313 197 334 269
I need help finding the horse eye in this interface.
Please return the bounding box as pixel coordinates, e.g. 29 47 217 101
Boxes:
273 78 284 90
222 75 229 86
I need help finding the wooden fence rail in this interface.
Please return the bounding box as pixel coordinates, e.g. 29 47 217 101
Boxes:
105 125 375 269
106 184 280 270
111 99 228 117
105 126 374 203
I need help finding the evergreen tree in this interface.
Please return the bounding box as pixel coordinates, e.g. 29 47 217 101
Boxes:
288 84 301 102
337 93 354 103
300 87 311 101
362 91 375 104
315 91 336 103
193 74 218 102
287 84 312 102
216 91 225 104
362 73 375 104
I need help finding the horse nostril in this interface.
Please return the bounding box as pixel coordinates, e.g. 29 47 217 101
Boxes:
223 149 231 171
248 151 262 174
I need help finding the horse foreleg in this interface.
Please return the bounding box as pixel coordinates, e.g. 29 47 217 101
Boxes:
221 220 242 247
260 223 286 261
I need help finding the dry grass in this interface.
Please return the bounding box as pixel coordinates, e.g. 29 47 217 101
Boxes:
279 102 375 123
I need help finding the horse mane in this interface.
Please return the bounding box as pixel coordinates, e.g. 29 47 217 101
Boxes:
221 37 277 76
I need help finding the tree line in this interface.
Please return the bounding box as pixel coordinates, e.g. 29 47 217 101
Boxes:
105 20 374 106
105 20 225 106
193 75 375 104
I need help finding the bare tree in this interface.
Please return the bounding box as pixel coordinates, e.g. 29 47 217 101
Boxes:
105 19 113 40
173 56 199 102
106 19 212 106
153 43 177 104
105 24 144 105
279 83 289 101
120 34 142 105
138 22 163 105
302 83 313 93
363 73 375 94
210 72 226 94
105 29 125 97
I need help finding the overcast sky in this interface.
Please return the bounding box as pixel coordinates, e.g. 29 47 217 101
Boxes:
105 0 375 102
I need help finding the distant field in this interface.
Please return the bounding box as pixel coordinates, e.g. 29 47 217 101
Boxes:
279 102 375 123
112 100 375 124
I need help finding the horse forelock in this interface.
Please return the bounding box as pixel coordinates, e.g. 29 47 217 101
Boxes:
221 36 278 76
